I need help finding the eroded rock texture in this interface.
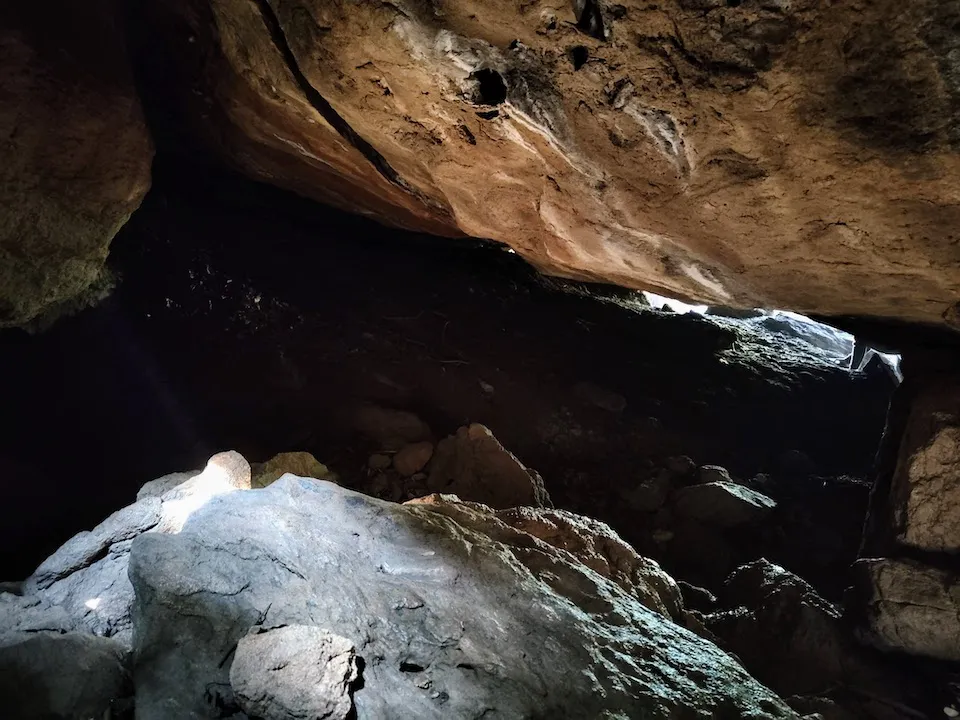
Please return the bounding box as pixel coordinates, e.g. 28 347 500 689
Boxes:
0 2 153 327
888 374 960 553
132 0 960 326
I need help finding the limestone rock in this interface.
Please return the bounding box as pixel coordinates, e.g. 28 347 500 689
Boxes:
0 2 153 327
252 451 336 488
427 424 552 508
850 557 960 662
673 480 776 528
0 631 130 720
132 0 960 328
392 441 434 477
230 625 358 720
888 377 960 552
128 476 796 719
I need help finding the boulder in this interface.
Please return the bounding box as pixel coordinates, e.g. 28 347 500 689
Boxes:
128 476 797 719
427 424 552 509
673 481 777 528
251 451 336 488
351 405 432 451
698 464 736 485
0 631 130 720
0 2 153 327
137 470 200 501
230 625 359 720
131 0 960 328
707 560 923 717
392 441 434 477
850 557 960 662
887 377 960 552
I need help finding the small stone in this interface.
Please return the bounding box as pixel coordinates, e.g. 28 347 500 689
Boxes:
368 454 392 471
393 441 434 477
620 470 672 512
230 625 358 720
206 451 252 490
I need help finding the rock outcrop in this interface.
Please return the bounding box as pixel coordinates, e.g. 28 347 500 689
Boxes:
130 0 960 327
0 2 153 327
2 458 800 719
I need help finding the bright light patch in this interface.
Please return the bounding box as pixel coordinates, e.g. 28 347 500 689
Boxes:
84 598 101 611
160 459 241 533
642 291 707 315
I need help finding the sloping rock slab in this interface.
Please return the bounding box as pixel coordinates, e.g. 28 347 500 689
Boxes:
851 557 960 662
673 481 776 528
129 475 796 719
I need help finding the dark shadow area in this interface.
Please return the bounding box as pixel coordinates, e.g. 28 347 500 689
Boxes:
0 157 894 580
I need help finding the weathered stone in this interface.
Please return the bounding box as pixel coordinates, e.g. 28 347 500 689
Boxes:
252 451 336 488
351 405 431 451
206 450 253 490
132 0 960 328
0 631 130 720
427 424 552 509
850 557 960 662
0 2 153 327
888 377 960 552
673 481 777 528
367 453 392 471
664 455 697 481
392 441 434 477
230 625 358 720
678 581 718 613
128 476 797 719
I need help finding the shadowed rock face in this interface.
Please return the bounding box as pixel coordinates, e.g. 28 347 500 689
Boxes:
128 0 960 328
0 2 153 327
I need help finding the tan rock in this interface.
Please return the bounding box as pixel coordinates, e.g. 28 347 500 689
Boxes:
889 377 960 552
206 451 252 490
251 451 336 489
135 0 960 327
427 424 551 509
851 557 960 662
392 441 434 477
0 2 153 327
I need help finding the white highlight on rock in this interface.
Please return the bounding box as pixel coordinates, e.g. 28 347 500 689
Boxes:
160 459 242 533
84 598 101 611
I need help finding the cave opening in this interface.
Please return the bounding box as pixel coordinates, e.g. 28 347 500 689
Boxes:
469 68 508 106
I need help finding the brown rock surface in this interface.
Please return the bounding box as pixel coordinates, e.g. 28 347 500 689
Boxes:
427 424 552 509
888 376 960 552
851 557 960 662
134 0 960 326
1 2 153 327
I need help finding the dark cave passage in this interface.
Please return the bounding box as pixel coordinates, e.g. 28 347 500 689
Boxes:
0 159 894 584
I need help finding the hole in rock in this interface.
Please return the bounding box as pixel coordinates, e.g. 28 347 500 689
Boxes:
399 661 425 673
573 0 606 40
469 68 507 106
569 46 590 70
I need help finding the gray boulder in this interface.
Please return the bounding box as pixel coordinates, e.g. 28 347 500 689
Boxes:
128 476 797 719
0 631 130 720
673 481 777 528
230 625 359 720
